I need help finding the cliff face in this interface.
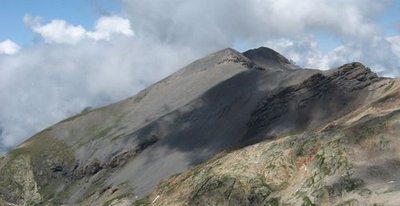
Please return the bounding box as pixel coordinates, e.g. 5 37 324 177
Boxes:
245 62 381 143
0 47 398 206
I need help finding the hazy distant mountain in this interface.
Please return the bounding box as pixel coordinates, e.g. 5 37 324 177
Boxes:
0 47 399 205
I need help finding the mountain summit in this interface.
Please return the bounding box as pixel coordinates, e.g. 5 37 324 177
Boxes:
0 47 399 205
243 46 295 70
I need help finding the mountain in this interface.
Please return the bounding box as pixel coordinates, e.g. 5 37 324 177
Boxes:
0 47 399 205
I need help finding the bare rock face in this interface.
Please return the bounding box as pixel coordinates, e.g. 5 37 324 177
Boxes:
329 62 379 89
243 46 297 71
0 47 398 206
245 62 381 143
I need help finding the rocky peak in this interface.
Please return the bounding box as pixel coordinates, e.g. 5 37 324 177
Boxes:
243 47 293 70
329 62 380 90
245 62 382 143
332 62 377 78
215 48 256 69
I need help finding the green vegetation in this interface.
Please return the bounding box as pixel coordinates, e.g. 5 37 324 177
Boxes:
101 192 135 206
132 195 151 206
384 80 395 92
94 127 113 139
266 198 280 206
378 137 390 150
0 130 75 204
302 196 316 206
336 199 359 206
7 147 28 159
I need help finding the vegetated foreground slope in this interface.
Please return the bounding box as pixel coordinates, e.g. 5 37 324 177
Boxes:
0 47 398 205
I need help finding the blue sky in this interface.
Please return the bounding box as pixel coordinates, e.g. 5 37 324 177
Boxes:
379 0 400 36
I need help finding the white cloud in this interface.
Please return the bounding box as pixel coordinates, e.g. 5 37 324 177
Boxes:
0 40 20 55
387 35 400 55
263 38 325 68
264 36 400 77
88 16 134 40
24 14 134 44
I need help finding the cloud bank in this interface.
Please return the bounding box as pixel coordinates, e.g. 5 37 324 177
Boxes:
0 0 400 152
0 31 199 152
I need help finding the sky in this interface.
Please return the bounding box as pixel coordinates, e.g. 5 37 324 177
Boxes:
0 0 400 153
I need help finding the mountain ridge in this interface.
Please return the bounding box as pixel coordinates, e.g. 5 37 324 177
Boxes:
0 47 398 205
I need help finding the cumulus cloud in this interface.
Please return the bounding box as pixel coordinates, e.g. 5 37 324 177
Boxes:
89 15 134 40
24 14 133 44
1 0 400 152
0 40 20 55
